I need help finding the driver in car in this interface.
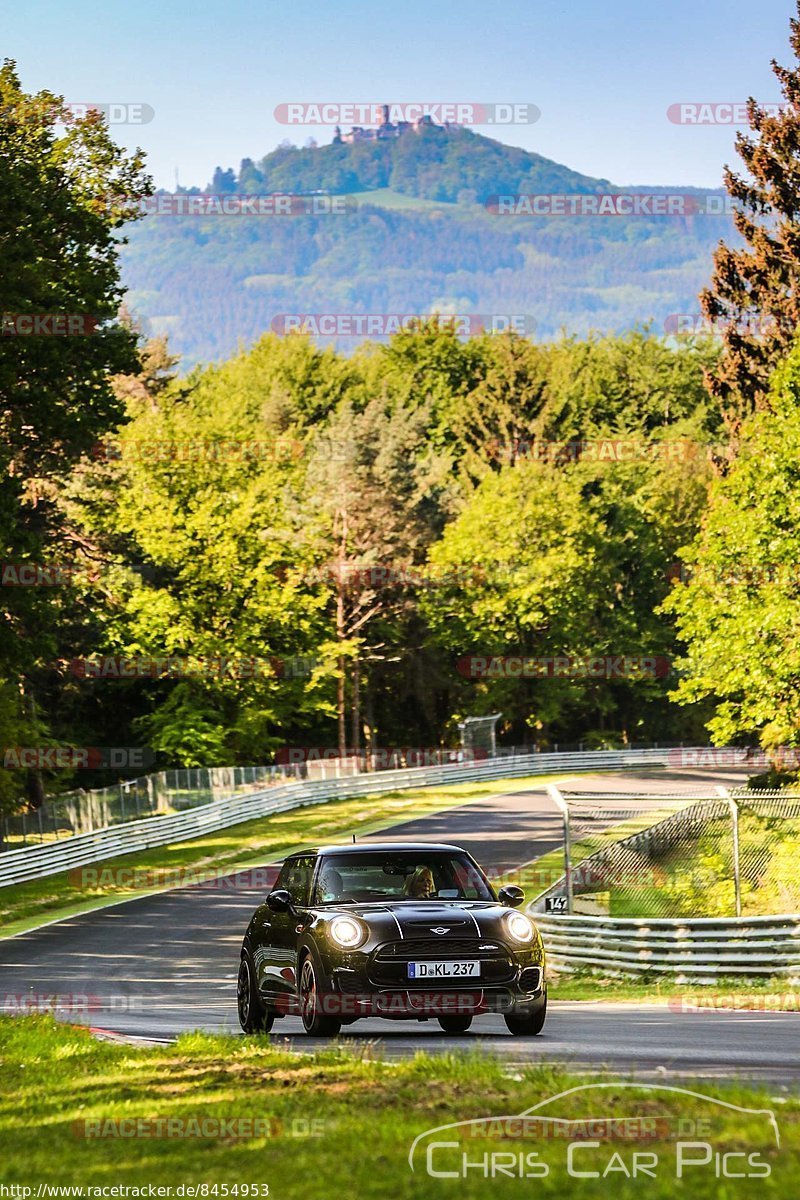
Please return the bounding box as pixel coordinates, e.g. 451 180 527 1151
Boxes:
405 865 436 898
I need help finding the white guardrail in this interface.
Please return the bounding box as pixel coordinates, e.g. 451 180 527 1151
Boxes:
0 747 678 889
532 913 800 982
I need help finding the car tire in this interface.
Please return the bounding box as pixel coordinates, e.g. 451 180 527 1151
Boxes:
299 955 342 1037
504 991 546 1037
437 1015 473 1034
238 953 275 1034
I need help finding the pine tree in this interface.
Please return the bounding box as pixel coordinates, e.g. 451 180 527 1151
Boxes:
701 1 800 428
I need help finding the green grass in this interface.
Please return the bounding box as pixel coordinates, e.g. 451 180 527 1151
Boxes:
0 774 564 937
618 813 800 919
350 186 460 211
548 973 800 1009
0 1016 795 1197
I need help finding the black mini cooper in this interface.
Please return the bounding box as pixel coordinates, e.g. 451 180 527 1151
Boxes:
237 841 546 1037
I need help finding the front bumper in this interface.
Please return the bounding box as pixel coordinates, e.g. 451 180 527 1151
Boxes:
321 938 544 1019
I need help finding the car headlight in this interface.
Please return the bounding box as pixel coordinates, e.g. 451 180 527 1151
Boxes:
328 915 366 949
505 911 534 943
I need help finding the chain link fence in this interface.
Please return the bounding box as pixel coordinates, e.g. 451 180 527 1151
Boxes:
527 785 800 919
0 765 304 850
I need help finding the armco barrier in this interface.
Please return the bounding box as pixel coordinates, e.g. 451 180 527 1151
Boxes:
532 912 800 981
0 746 686 889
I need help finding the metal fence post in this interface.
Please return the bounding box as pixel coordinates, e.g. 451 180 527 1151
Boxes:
716 785 742 918
547 784 573 914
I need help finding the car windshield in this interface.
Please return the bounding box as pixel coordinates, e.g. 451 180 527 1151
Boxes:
311 851 495 905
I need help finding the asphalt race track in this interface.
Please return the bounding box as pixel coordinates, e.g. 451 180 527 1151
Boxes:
2 765 798 1080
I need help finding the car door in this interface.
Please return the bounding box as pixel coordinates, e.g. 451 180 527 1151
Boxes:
261 854 315 1006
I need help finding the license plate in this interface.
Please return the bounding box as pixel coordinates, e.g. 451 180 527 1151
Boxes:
407 960 480 979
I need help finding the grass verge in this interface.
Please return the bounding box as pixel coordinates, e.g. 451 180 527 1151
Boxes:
0 774 564 937
0 1016 796 1198
548 972 800 1009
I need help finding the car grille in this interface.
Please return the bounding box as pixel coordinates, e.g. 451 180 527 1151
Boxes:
378 937 502 959
370 938 515 987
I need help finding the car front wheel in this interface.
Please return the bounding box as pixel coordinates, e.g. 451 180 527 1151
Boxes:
238 954 275 1034
504 992 547 1037
299 956 342 1037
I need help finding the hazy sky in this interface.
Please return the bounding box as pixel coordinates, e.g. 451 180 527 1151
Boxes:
4 0 795 189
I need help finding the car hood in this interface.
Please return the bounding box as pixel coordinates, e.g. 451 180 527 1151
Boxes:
333 900 523 940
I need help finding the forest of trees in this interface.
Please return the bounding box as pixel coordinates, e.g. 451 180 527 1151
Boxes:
5 0 800 812
122 193 735 367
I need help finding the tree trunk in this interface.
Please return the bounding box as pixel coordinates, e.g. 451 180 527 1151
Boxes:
351 657 361 769
337 656 346 760
364 684 376 772
335 507 348 761
22 683 45 810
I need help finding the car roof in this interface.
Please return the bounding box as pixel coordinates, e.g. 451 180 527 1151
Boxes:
293 842 468 857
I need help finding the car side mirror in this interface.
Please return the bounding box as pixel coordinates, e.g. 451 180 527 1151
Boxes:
267 888 294 913
498 884 525 908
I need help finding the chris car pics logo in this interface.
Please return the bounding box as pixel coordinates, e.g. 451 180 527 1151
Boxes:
408 1083 780 1181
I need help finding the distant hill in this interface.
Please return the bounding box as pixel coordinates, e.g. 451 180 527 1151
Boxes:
120 126 734 367
225 124 613 204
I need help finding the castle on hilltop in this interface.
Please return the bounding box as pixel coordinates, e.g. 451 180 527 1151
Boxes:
333 104 446 145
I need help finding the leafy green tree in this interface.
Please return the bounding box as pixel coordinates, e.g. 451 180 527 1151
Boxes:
303 391 454 756
363 318 486 443
66 334 355 765
423 440 713 747
437 328 719 486
0 61 150 809
664 339 800 755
